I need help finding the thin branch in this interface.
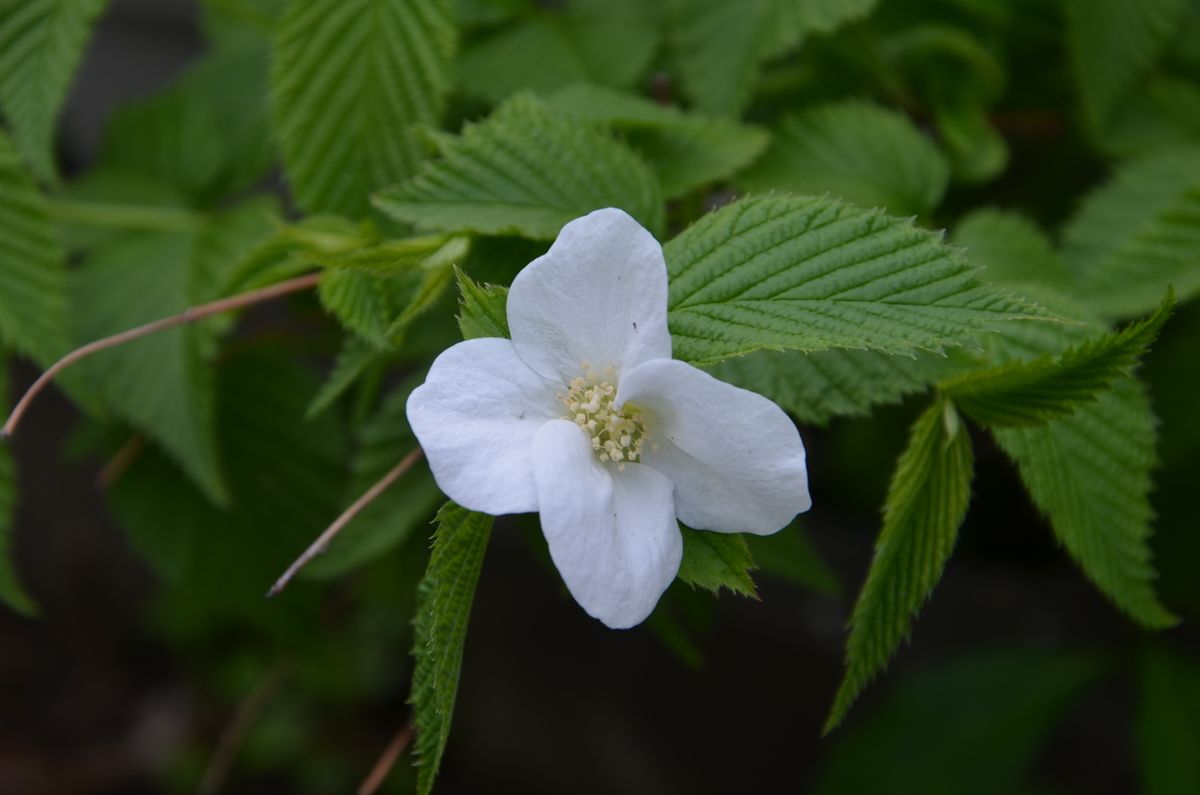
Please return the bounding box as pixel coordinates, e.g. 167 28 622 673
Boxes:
358 717 416 795
267 448 424 598
197 664 287 795
95 434 146 489
2 273 322 439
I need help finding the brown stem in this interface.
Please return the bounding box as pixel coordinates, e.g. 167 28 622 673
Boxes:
197 665 287 795
95 434 146 489
266 448 424 598
358 717 416 795
1 273 322 439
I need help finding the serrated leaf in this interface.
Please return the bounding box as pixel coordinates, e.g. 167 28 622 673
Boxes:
410 502 493 795
305 336 384 419
1061 147 1200 320
0 0 108 180
0 131 70 367
375 93 665 239
456 269 510 340
1065 0 1191 129
826 399 974 732
1138 647 1200 795
68 198 278 505
457 0 657 104
676 527 758 598
941 292 1174 427
663 195 1042 366
952 209 1069 289
818 650 1106 793
270 0 456 217
711 348 957 427
0 360 35 615
544 83 769 198
736 101 949 216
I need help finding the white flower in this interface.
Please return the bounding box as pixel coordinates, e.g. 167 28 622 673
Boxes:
407 208 811 628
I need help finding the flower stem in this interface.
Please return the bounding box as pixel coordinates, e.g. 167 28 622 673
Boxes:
266 447 425 598
358 717 416 795
1 272 322 439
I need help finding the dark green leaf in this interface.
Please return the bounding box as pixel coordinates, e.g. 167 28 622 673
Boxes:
1138 647 1200 795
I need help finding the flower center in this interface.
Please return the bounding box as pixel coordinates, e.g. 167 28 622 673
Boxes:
560 365 649 470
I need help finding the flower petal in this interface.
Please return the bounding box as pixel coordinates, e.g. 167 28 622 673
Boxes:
508 208 672 382
617 359 811 535
407 337 561 515
532 419 682 629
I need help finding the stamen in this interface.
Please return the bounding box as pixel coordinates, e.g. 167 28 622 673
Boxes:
560 372 650 467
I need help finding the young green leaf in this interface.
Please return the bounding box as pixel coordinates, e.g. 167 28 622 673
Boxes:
664 195 1043 366
0 132 70 368
676 527 758 598
1061 147 1200 320
0 0 108 180
941 291 1174 427
826 399 974 732
270 0 456 217
0 360 35 616
736 101 950 216
456 270 511 341
411 502 493 795
374 93 665 239
952 209 1070 289
1137 647 1200 795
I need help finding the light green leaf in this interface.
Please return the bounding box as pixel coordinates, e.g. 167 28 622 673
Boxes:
711 348 957 426
825 398 974 732
818 650 1106 792
1138 647 1200 795
374 93 665 239
456 270 510 341
1099 75 1200 157
664 195 1042 366
952 209 1069 289
270 0 456 217
1061 147 1200 320
1065 0 1191 129
544 83 769 198
0 0 108 180
941 292 1174 427
411 502 493 795
457 0 657 104
934 104 1008 185
736 101 949 216
0 359 35 615
676 527 758 598
0 132 69 367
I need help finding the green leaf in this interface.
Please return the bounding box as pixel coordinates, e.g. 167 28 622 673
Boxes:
736 101 950 216
305 336 384 420
818 650 1106 793
1065 0 1191 129
544 83 769 199
952 209 1069 289
0 131 69 367
745 524 839 595
667 0 876 115
270 0 457 217
374 93 665 239
410 502 493 795
456 269 510 341
304 375 443 577
68 198 278 505
676 527 758 598
710 348 957 427
941 292 1174 427
934 104 1008 185
1138 647 1200 795
1061 147 1200 320
826 399 974 732
0 0 108 180
457 0 658 104
663 195 1042 366
0 360 35 615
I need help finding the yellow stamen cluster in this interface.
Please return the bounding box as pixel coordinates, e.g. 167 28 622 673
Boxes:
559 365 649 471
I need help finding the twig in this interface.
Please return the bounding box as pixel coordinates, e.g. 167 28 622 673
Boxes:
266 448 424 598
358 717 416 795
95 434 146 489
2 273 321 439
197 665 287 795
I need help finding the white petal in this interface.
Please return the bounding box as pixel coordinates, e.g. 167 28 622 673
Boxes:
532 419 682 629
508 208 672 382
617 359 811 535
407 337 561 515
